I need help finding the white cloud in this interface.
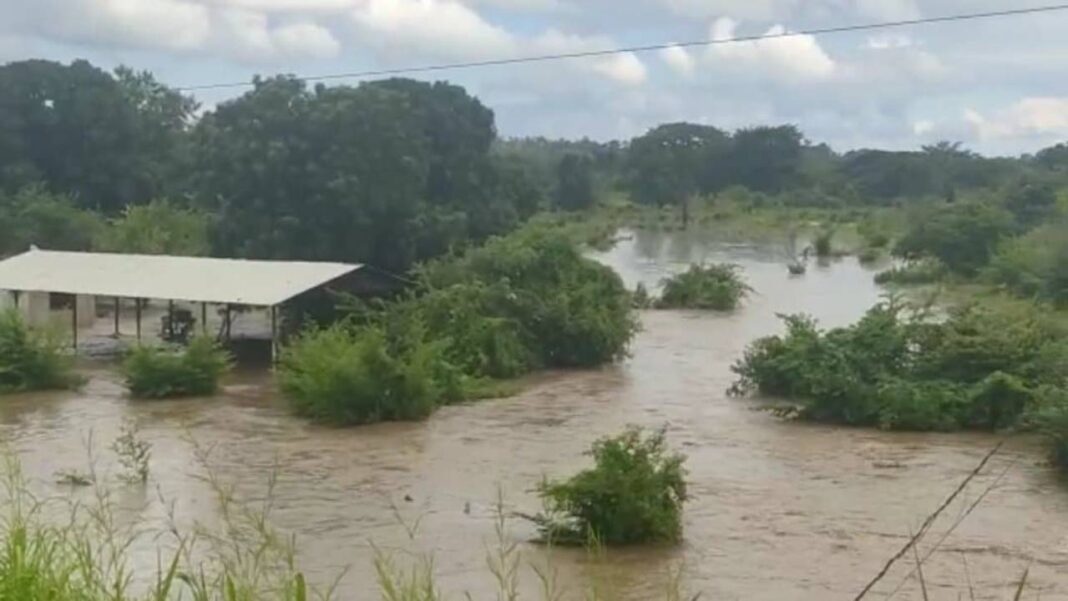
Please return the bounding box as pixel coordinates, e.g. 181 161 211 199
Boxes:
270 22 341 58
867 34 914 50
352 0 516 60
659 0 798 20
706 17 835 80
35 0 213 52
854 0 921 21
912 119 934 135
593 52 648 85
660 44 695 77
966 98 1068 140
200 0 356 12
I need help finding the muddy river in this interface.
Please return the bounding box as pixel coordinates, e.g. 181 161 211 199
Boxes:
1 228 1066 600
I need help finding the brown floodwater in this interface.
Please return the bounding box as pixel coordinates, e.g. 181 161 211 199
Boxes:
1 228 1066 600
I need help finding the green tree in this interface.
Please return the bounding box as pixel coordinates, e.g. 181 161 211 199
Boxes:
0 60 192 213
627 123 729 206
1004 181 1058 229
729 125 804 193
893 202 1015 275
0 186 102 255
554 153 595 211
96 199 210 256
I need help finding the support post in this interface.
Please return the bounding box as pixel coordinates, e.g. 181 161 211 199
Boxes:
113 297 120 336
71 297 78 351
135 299 142 342
224 304 232 341
167 300 175 341
201 302 208 336
270 305 279 365
12 290 19 309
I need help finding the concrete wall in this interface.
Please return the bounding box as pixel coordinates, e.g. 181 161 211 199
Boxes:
19 292 50 326
75 295 96 328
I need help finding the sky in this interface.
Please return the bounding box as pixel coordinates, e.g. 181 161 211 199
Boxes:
3 0 1068 156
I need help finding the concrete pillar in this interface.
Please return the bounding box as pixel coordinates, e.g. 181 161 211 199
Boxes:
20 292 50 326
75 295 96 328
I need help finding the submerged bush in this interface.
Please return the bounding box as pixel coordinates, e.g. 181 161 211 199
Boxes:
812 228 834 258
123 337 231 399
0 309 78 393
537 426 687 545
279 324 462 425
730 300 1068 432
656 264 752 311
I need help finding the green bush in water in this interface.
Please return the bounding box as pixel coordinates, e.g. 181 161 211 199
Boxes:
279 324 463 426
0 310 78 393
123 337 231 399
656 264 752 310
537 426 687 545
813 228 834 257
730 300 1068 432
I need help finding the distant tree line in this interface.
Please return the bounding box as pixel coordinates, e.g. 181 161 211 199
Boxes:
3 58 1068 272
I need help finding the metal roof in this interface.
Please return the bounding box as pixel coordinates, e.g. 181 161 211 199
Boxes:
0 249 363 306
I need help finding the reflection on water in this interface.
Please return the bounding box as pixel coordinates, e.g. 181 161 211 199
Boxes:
1 227 1065 600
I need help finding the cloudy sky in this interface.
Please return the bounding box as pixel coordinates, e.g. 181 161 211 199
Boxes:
3 0 1068 155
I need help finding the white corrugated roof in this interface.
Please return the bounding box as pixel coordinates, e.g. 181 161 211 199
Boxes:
0 249 363 306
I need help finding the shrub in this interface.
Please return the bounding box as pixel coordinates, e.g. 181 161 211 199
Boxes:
123 337 231 399
857 247 882 264
656 264 752 310
279 324 462 425
892 202 1014 275
411 225 638 369
730 300 1066 432
0 310 78 393
986 220 1068 306
812 228 834 257
537 426 687 545
874 260 947 286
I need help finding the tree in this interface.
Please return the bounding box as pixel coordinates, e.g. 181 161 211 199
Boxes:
627 123 729 206
554 153 595 211
0 186 102 255
192 76 429 271
893 202 1014 275
96 199 211 256
1004 181 1057 229
728 125 804 193
0 60 192 213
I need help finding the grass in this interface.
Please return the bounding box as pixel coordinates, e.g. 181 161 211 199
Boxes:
122 337 231 399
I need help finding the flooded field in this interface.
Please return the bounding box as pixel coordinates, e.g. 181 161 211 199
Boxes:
1 228 1066 600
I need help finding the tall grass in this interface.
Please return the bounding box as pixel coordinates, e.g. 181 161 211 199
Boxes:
122 337 231 399
0 309 79 394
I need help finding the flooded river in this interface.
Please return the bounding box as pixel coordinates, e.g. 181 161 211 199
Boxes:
1 228 1066 600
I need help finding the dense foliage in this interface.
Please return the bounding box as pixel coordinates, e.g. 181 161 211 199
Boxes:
730 299 1068 432
96 200 211 256
123 338 231 399
986 219 1068 306
656 264 751 310
537 427 688 545
279 324 461 425
0 310 78 393
280 225 638 425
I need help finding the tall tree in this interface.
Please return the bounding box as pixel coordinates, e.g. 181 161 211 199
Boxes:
728 125 804 193
627 123 729 206
555 153 595 211
0 60 192 213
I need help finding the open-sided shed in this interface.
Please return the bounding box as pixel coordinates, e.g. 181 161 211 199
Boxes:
0 248 363 359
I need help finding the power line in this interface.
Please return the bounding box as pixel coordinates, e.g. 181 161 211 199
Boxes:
178 4 1068 92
